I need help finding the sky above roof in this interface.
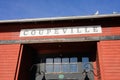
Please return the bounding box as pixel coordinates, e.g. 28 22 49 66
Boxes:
0 0 120 20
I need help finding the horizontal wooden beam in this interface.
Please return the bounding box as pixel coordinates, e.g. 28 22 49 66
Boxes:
0 35 120 44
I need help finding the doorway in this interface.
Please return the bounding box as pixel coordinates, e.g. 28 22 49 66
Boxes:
18 41 98 80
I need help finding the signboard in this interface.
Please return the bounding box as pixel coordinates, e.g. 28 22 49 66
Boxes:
20 25 102 37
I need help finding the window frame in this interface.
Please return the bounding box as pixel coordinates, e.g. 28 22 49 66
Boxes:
45 57 78 73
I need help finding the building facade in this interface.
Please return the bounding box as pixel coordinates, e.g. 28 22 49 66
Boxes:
0 14 120 80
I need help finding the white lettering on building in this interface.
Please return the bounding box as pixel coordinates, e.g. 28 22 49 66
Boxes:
20 25 102 37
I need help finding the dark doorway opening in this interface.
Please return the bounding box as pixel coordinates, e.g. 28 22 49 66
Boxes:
18 41 98 80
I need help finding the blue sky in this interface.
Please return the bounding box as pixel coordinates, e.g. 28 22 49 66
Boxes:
0 0 120 20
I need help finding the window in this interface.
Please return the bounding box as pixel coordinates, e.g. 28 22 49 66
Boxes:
46 58 53 72
46 57 78 73
62 58 69 72
54 58 61 72
82 57 91 72
70 57 78 72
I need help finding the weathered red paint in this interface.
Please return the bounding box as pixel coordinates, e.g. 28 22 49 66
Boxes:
0 44 21 80
98 40 120 80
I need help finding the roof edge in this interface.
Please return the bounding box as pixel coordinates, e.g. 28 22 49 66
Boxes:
0 14 120 23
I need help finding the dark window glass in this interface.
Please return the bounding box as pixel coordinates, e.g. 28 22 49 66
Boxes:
46 64 53 72
46 57 78 73
62 64 69 72
46 58 53 63
82 57 89 62
70 64 77 72
82 57 90 71
54 58 61 63
62 58 69 63
54 64 61 72
70 57 77 63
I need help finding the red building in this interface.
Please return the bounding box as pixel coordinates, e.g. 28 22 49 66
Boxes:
0 14 120 80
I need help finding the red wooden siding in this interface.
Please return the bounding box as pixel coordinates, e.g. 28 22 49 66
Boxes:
98 40 120 80
0 44 21 80
0 32 19 40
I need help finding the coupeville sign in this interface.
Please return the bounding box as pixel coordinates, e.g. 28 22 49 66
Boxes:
20 25 102 37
